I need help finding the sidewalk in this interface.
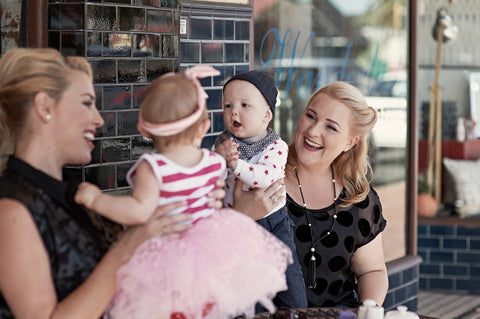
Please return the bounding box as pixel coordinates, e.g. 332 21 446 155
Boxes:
418 290 480 319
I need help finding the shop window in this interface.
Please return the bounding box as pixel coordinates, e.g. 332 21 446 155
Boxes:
253 0 409 262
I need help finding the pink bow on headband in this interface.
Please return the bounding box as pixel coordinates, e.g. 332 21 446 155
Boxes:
138 65 220 137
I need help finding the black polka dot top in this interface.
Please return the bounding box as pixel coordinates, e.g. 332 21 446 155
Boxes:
286 186 386 308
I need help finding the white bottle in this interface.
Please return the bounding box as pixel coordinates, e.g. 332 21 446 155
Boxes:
358 299 377 319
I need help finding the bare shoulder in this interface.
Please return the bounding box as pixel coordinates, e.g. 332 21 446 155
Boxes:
0 198 34 233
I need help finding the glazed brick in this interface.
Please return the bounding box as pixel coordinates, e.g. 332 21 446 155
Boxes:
117 162 135 187
118 111 139 136
119 7 145 31
85 165 116 190
430 251 454 262
103 86 132 110
90 60 116 84
457 226 480 236
471 239 480 250
180 42 200 63
102 138 131 163
225 42 245 63
133 34 160 57
161 34 179 57
457 252 480 263
443 264 468 276
118 60 146 83
402 267 418 283
419 264 440 275
103 33 132 57
418 237 440 249
201 42 224 63
443 238 467 250
61 32 84 57
211 111 225 133
87 5 116 31
87 32 102 57
90 140 102 164
205 89 223 110
418 224 428 235
147 10 174 33
235 64 249 74
214 19 234 40
132 85 148 108
61 4 84 30
430 225 455 235
429 278 454 290
383 292 395 310
98 112 116 137
388 272 402 289
48 31 60 51
146 59 174 81
190 18 212 40
471 266 480 276
419 278 427 289
235 20 249 40
456 279 480 294
393 286 409 303
49 5 60 29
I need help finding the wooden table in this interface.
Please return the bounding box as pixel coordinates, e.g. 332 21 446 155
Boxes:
248 307 438 319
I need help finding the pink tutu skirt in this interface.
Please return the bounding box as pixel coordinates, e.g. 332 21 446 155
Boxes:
105 209 293 319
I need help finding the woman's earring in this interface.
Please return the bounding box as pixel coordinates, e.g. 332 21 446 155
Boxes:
46 114 51 121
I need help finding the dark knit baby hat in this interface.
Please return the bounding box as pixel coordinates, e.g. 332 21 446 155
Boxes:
223 70 278 116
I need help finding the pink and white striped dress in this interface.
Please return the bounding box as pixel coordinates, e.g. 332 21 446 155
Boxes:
105 149 293 319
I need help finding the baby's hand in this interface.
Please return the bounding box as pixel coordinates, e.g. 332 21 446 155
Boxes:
215 138 239 170
75 182 102 209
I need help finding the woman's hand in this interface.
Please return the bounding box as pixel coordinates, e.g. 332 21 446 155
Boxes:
112 177 225 262
233 179 285 220
206 178 226 209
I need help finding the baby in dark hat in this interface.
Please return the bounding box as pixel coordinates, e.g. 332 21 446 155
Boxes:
213 70 308 313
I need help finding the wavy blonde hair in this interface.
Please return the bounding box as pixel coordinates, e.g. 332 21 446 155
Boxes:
286 81 377 206
0 48 92 170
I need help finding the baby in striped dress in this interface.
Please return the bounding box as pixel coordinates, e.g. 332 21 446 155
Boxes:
74 66 293 319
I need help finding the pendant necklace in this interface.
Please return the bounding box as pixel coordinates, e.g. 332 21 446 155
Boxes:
294 165 337 289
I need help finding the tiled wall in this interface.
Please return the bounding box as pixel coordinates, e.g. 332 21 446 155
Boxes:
384 256 422 312
418 223 480 294
47 1 252 192
179 2 252 149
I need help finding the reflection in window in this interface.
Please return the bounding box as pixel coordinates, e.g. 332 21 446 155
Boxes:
253 0 408 262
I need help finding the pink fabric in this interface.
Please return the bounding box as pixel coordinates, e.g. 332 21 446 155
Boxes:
105 149 293 318
106 210 292 319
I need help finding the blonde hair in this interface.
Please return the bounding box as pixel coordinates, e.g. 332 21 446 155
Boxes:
140 73 208 148
286 81 377 206
0 48 93 170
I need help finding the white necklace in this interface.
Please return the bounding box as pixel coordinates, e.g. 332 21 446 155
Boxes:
294 165 337 289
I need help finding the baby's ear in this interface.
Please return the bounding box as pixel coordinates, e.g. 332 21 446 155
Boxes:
197 118 211 138
264 107 273 123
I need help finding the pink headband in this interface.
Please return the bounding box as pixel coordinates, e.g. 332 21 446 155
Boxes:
138 65 220 137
